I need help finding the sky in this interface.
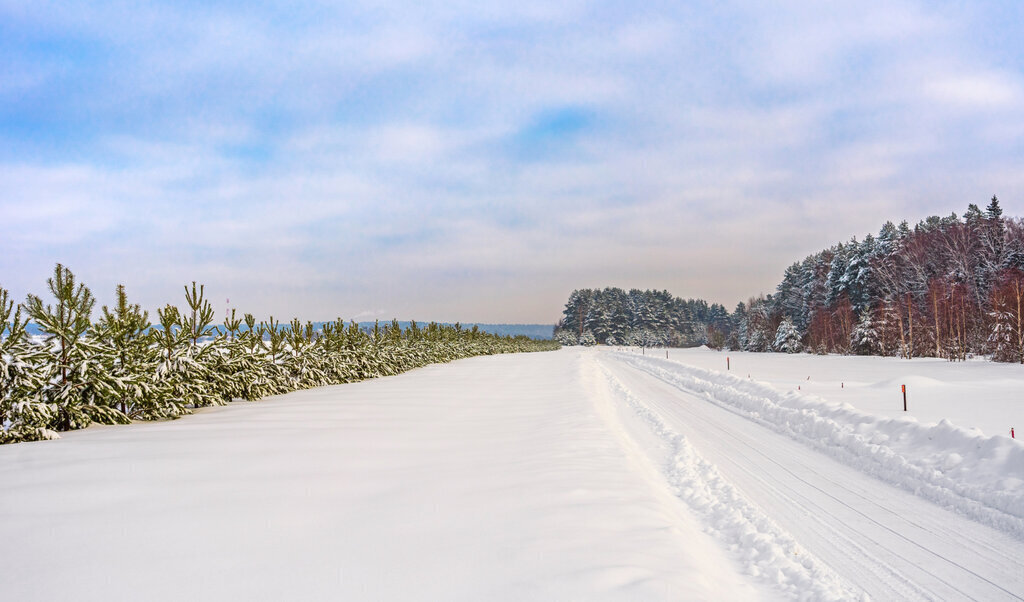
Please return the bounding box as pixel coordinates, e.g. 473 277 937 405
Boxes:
3 0 1024 324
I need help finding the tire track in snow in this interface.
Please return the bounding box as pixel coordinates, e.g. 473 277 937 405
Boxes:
613 351 1024 538
641 390 992 601
588 355 863 601
598 351 1024 601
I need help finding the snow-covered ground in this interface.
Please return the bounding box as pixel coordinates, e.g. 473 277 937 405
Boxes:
1 351 772 601
648 346 1024 439
2 348 1023 600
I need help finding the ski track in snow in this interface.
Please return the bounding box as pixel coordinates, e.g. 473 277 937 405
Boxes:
597 349 1024 600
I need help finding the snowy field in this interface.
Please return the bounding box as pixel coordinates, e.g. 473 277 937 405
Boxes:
2 348 1023 600
648 346 1024 439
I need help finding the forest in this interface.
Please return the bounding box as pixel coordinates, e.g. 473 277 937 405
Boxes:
557 197 1024 363
0 265 558 444
554 288 731 348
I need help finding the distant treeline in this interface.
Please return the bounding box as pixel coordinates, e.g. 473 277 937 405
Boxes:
557 196 1024 363
0 265 559 444
24 321 555 340
554 288 731 348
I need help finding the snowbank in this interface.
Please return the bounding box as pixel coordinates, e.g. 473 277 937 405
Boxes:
614 351 1024 538
657 347 1024 438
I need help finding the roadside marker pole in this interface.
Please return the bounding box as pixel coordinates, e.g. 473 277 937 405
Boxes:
902 384 907 412
727 356 730 370
1012 427 1015 439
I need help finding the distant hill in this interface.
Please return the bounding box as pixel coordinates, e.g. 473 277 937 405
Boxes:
458 323 554 340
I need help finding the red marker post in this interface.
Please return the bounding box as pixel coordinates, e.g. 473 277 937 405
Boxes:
902 384 907 412
727 356 730 371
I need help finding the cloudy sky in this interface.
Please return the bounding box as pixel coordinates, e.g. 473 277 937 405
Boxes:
3 1 1024 324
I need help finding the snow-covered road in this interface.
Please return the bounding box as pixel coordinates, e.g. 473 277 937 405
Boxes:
2 348 1022 600
597 351 1024 600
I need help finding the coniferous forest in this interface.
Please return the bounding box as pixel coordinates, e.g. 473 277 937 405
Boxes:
556 197 1024 363
0 264 559 444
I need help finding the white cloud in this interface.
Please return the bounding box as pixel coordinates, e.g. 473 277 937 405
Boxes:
4 1 1024 321
925 72 1023 108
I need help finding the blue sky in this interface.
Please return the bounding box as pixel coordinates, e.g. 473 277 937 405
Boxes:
3 0 1024 323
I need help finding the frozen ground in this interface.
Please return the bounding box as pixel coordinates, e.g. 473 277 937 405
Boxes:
2 348 1023 600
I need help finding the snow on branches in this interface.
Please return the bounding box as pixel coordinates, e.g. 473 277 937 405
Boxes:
1 266 559 444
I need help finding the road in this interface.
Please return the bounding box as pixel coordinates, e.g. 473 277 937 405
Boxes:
595 349 1024 601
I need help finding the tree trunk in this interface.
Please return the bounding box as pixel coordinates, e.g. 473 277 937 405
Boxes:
1016 280 1023 363
906 293 914 359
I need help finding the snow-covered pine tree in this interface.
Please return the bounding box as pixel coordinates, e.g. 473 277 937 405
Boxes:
743 299 773 352
773 317 802 353
319 318 360 384
92 284 162 419
0 285 54 442
844 235 878 315
555 330 578 346
237 313 282 398
178 282 226 407
23 264 128 431
988 309 1016 362
151 304 194 417
259 316 292 388
579 330 597 346
210 308 246 403
283 318 329 388
850 311 881 356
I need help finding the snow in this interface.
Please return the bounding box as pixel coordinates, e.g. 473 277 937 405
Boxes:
599 350 1024 599
3 348 1023 600
658 347 1024 438
615 349 1024 536
0 351 766 601
594 366 856 600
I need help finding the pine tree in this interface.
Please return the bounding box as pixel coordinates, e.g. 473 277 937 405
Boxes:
23 264 128 431
851 311 881 356
283 318 329 388
4 266 561 446
773 317 802 353
179 282 225 407
988 310 1016 362
555 330 578 346
92 284 161 419
151 304 194 417
211 308 247 402
743 298 773 352
1 285 54 442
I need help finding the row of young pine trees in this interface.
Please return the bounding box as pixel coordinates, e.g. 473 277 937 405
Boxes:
0 264 559 444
